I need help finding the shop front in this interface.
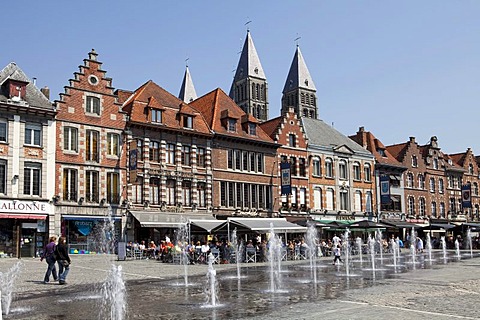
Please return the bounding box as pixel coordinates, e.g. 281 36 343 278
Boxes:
61 214 122 254
0 200 52 258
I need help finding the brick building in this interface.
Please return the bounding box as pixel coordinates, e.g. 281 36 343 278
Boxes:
54 50 127 253
190 88 279 218
0 62 56 257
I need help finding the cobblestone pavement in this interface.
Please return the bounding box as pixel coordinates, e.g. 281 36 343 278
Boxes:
0 253 479 319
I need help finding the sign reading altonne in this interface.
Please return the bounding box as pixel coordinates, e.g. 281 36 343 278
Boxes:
0 200 50 214
280 162 291 195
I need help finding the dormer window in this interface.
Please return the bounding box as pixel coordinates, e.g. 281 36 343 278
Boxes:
86 96 100 115
183 115 193 129
151 109 162 123
377 149 386 157
248 123 256 136
228 119 236 132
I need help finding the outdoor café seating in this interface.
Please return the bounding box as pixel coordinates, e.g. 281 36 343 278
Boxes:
245 247 256 263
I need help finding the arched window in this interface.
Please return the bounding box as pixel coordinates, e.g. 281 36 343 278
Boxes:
354 191 362 212
301 93 305 104
339 160 348 180
364 163 371 182
469 163 474 175
366 191 372 213
313 187 322 210
419 198 425 216
326 188 334 210
439 202 445 218
431 201 437 217
312 157 321 176
418 174 425 189
407 173 414 188
303 109 308 117
429 178 435 192
325 158 333 178
474 182 479 196
408 196 415 215
353 162 361 180
439 179 444 193
340 190 349 211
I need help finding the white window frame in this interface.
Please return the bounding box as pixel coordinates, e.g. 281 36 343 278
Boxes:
107 133 120 156
25 123 42 147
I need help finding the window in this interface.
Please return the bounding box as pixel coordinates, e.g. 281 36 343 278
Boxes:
243 184 250 208
62 169 77 201
236 183 242 207
197 183 206 208
235 150 241 170
469 163 474 175
23 163 41 196
149 141 160 162
290 157 297 176
326 188 334 210
149 178 161 205
197 147 206 167
439 202 445 218
227 149 233 169
407 173 414 188
439 179 444 193
364 163 371 182
242 151 248 171
0 160 6 194
291 187 297 207
299 158 306 177
181 146 191 166
166 179 176 205
354 191 362 212
377 149 386 157
431 202 437 217
133 177 143 204
25 123 42 146
228 119 236 132
311 158 320 176
325 158 333 178
151 109 162 123
408 196 415 215
339 160 347 180
433 158 438 170
366 191 372 213
251 184 257 208
166 143 176 164
249 152 256 171
449 198 455 213
313 187 322 209
257 153 264 173
288 134 296 147
340 190 349 211
183 116 193 129
248 123 256 136
85 171 99 202
137 139 144 161
182 181 191 206
353 162 361 180
474 182 479 196
107 133 120 156
419 198 425 215
0 121 6 142
418 174 425 189
86 96 100 114
86 130 99 162
107 172 120 204
429 178 435 192
300 188 306 208
412 155 418 167
63 127 78 152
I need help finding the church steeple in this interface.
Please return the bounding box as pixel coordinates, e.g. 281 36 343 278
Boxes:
179 66 197 103
229 31 269 122
281 46 317 119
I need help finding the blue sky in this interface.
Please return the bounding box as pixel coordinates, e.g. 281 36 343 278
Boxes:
3 1 480 154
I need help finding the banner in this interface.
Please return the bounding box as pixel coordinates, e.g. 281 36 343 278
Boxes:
129 140 138 183
280 161 291 195
462 184 472 208
380 175 391 205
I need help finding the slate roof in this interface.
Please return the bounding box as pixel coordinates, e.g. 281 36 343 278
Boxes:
178 66 197 103
302 117 372 157
190 88 275 144
0 62 53 109
282 46 316 93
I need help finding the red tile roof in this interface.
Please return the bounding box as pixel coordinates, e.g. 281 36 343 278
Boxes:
386 142 409 162
260 116 282 138
349 129 403 167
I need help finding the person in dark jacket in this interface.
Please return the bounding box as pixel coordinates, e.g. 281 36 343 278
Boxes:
40 236 58 284
56 236 71 285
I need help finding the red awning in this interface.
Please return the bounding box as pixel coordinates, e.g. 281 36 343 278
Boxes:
0 213 47 220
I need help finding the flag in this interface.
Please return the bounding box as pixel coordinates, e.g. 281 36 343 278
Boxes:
462 184 472 208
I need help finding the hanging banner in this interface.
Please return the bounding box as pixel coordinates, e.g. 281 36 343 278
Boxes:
380 175 391 205
129 140 138 183
462 184 472 208
280 161 291 195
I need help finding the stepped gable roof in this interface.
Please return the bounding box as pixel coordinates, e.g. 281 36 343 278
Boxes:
302 117 372 157
283 46 316 94
122 80 210 135
260 116 282 138
0 62 53 109
179 66 197 103
385 142 409 162
190 88 274 144
349 128 404 168
449 151 467 167
443 154 465 171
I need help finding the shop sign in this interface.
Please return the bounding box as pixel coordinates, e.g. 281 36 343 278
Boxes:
336 215 355 221
0 200 50 214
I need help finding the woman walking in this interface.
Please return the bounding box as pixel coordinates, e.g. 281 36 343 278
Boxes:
41 236 58 284
56 236 71 285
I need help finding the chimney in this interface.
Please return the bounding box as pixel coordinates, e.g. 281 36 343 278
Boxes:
40 86 50 100
409 136 415 143
32 77 37 86
88 48 98 61
358 126 365 133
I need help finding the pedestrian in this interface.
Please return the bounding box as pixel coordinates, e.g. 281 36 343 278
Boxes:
416 237 424 253
332 244 343 265
55 236 71 285
40 236 58 284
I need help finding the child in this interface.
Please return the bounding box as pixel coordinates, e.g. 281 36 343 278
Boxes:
332 244 343 265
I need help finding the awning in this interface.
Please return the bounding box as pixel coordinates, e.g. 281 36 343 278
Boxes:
213 217 307 233
381 220 422 229
0 213 47 220
129 210 214 228
189 219 224 233
423 223 455 230
62 215 122 221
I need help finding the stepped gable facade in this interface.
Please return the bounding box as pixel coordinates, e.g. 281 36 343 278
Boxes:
260 109 309 214
121 80 214 221
54 49 127 242
190 88 279 217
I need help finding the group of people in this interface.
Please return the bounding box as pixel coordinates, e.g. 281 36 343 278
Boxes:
40 236 71 285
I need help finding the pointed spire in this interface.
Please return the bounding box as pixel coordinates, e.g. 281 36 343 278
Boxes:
179 66 197 103
230 31 266 93
282 46 316 93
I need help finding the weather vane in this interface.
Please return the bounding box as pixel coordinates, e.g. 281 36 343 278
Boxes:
294 34 301 47
245 19 252 32
185 57 189 68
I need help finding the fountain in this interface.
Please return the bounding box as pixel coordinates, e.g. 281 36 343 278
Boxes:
466 229 473 258
390 238 397 272
100 264 127 320
342 229 351 276
375 230 384 261
410 243 416 269
175 220 190 286
0 261 22 316
367 234 375 271
425 234 433 263
231 229 244 280
356 237 363 265
455 239 461 260
395 237 401 260
205 253 219 307
306 224 318 283
441 236 447 263
267 224 283 292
